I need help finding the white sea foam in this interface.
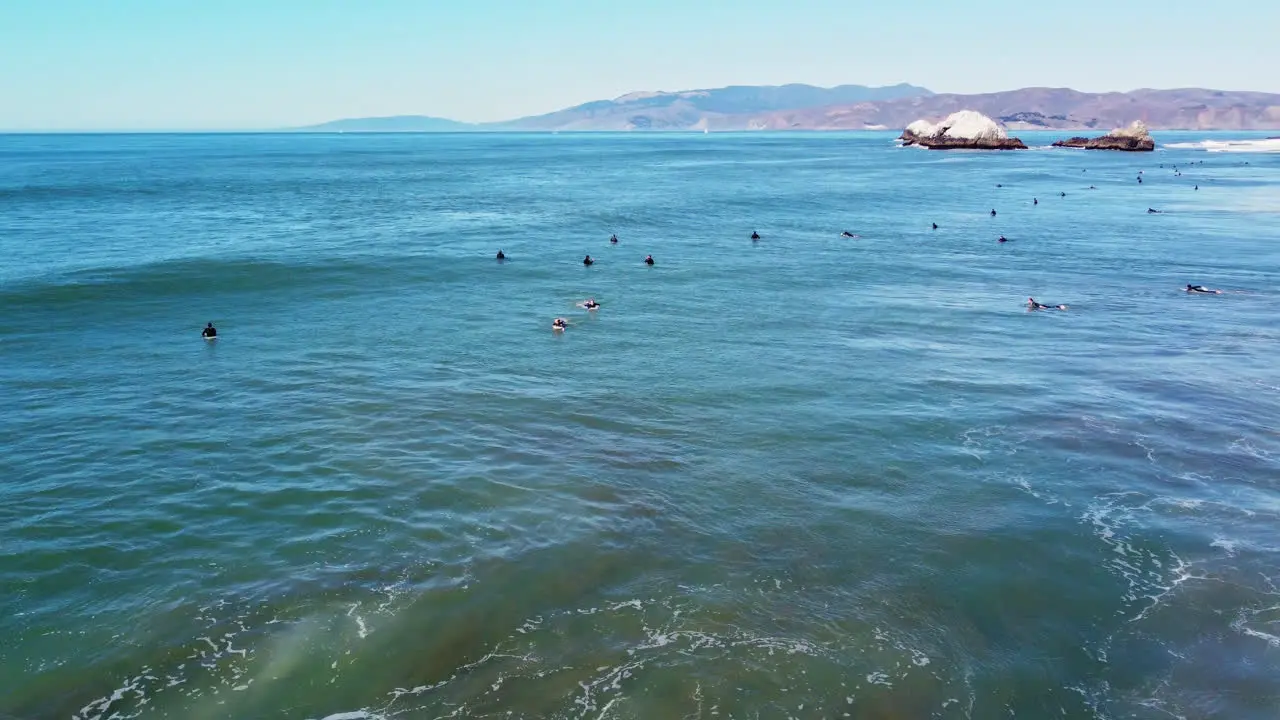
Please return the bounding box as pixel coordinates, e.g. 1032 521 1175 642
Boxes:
346 603 370 639
1163 138 1280 153
1231 607 1280 647
864 671 893 687
1211 536 1239 556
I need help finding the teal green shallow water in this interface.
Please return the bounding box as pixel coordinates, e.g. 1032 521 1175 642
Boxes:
1 132 1279 719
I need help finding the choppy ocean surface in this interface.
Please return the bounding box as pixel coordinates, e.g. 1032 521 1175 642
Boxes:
2 132 1278 720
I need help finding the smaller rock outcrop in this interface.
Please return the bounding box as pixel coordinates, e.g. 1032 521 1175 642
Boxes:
899 111 1027 150
1053 121 1155 151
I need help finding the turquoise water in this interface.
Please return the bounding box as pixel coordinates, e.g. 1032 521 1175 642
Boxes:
2 132 1278 719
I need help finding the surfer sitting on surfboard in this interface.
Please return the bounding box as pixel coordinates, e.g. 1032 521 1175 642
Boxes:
202 322 217 339
552 318 568 331
579 299 600 310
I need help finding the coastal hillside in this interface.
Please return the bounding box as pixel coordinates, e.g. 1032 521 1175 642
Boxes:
297 86 1280 132
498 83 933 131
739 88 1280 132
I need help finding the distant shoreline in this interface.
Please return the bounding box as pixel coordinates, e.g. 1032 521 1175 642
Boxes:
11 84 1280 135
5 129 1280 136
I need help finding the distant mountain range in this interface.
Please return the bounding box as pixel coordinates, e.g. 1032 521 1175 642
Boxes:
737 88 1280 132
492 83 933 131
291 83 931 132
295 84 1280 132
294 115 474 132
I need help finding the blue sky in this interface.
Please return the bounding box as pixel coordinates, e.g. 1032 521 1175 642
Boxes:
1 0 1277 129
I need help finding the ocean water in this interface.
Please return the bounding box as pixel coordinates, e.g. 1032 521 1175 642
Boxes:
1 131 1278 720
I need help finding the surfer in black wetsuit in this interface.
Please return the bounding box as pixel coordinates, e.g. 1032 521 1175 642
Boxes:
552 318 568 331
582 298 600 310
1028 298 1067 311
751 231 760 240
998 235 1008 243
496 250 505 260
1186 284 1222 294
610 234 618 244
644 255 655 265
202 322 217 339
840 231 858 238
1034 198 1038 205
1147 208 1161 214
932 223 938 230
583 255 594 266
1060 191 1066 197
991 209 997 217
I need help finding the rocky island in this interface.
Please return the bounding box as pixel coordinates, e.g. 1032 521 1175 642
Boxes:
899 111 1027 150
1052 121 1155 151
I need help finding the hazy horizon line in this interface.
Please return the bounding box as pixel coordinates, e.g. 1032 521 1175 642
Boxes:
7 82 1280 134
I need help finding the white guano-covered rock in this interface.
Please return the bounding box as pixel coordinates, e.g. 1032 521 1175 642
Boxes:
905 119 940 137
935 110 1008 141
900 110 1026 150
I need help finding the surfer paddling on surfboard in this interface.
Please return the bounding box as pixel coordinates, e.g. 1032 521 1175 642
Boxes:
1185 284 1223 294
1027 298 1068 311
202 322 217 340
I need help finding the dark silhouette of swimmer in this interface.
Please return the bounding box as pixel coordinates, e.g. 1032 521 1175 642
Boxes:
1137 176 1143 184
202 322 217 339
1186 284 1222 295
583 255 594 266
1147 208 1161 214
990 209 997 217
644 255 654 265
582 298 600 310
1195 185 1199 191
751 231 760 240
610 234 618 244
1060 191 1066 197
1034 198 1038 205
996 184 1003 188
932 223 938 230
1028 297 1067 311
840 231 858 238
552 318 568 331
496 250 505 260
1088 186 1097 190
998 235 1008 243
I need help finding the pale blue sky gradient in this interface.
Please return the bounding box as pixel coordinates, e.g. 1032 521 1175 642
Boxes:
2 0 1277 130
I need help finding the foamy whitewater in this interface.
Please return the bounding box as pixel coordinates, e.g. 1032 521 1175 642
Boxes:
1 131 1278 719
1166 137 1280 153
